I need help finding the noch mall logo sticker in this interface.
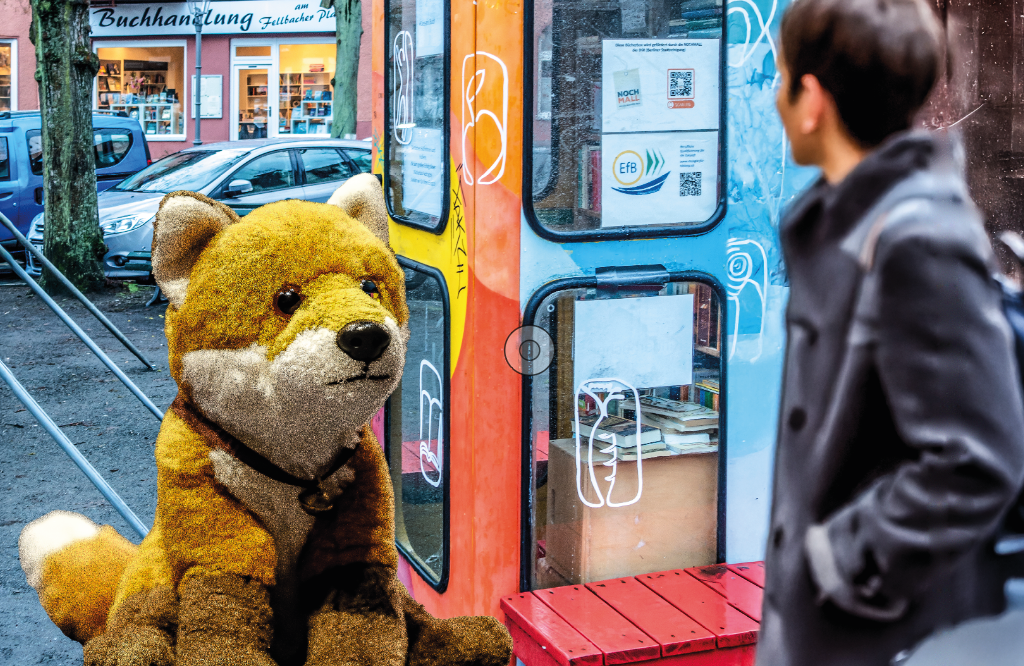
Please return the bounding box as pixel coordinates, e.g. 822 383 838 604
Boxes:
611 149 669 195
613 68 642 108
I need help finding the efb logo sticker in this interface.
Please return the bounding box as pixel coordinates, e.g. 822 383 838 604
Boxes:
611 149 669 195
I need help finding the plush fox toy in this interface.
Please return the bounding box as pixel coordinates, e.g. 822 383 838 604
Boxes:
18 175 512 666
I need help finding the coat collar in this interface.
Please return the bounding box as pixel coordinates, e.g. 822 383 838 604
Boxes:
783 132 939 247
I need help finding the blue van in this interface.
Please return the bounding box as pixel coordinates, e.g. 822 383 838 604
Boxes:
0 110 150 250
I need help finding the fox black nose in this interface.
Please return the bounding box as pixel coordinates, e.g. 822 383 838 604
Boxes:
337 321 391 362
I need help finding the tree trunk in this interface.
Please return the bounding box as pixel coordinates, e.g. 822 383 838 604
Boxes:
325 0 362 138
30 0 105 294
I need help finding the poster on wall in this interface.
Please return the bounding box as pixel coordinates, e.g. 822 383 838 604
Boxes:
190 75 223 119
601 131 718 226
602 39 720 133
416 0 444 57
574 294 694 389
401 127 444 218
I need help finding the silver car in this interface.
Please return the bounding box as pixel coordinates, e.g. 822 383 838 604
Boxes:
27 138 373 278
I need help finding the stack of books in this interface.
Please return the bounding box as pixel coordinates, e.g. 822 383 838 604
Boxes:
620 396 719 455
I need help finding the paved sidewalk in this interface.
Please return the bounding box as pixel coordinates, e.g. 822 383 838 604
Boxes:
0 280 171 664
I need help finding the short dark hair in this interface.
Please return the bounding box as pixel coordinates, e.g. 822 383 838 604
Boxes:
780 0 942 147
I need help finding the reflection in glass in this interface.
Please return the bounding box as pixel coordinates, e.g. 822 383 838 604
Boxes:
386 0 446 227
387 264 447 584
529 281 721 590
920 4 1024 273
530 0 723 234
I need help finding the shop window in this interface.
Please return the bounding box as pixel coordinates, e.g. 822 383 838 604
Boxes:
237 46 271 57
96 46 185 138
0 138 10 180
228 151 295 194
0 42 12 113
278 44 335 136
384 0 448 230
298 148 354 185
527 1 725 239
27 129 135 175
525 274 723 590
385 259 449 589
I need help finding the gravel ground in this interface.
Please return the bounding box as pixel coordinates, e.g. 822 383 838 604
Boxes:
0 278 172 664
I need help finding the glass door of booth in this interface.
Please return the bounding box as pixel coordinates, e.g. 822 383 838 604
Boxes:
524 269 725 590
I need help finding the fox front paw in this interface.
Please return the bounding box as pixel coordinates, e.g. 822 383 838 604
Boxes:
84 626 175 666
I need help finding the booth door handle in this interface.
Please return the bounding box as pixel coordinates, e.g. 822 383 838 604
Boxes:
34 187 43 205
0 191 13 200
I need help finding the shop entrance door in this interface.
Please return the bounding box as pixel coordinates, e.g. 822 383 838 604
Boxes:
233 63 277 141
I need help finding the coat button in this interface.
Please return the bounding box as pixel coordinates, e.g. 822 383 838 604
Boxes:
772 526 784 548
788 408 806 431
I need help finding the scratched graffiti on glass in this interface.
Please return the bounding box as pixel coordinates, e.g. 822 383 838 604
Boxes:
574 378 644 508
392 30 414 145
418 359 443 488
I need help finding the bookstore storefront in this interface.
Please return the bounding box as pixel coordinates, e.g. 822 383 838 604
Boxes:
89 1 367 158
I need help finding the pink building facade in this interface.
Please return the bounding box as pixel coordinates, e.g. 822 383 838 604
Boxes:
1 1 372 159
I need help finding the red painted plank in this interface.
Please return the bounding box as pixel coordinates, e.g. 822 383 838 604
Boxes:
536 585 662 664
685 566 764 622
586 577 717 658
656 644 757 666
501 593 604 666
638 571 759 649
506 618 562 666
725 562 765 589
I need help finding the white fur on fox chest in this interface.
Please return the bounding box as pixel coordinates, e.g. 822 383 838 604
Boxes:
209 449 354 583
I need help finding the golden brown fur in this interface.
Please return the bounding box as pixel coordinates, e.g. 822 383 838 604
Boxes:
20 175 512 665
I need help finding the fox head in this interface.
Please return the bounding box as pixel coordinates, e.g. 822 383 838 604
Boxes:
152 174 408 478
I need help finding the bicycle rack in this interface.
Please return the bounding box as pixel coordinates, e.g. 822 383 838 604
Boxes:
0 358 150 538
0 211 157 371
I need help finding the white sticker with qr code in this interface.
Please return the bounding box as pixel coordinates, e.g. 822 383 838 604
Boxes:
602 39 719 133
601 131 718 226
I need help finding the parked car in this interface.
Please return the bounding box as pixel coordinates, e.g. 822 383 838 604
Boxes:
26 138 373 279
0 110 151 250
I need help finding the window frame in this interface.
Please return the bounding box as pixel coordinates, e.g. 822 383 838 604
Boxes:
519 269 728 592
382 0 452 234
295 147 357 186
92 39 188 142
212 148 300 198
521 3 729 242
0 136 11 181
384 255 452 591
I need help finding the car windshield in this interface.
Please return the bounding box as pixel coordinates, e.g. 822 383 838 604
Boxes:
113 149 249 193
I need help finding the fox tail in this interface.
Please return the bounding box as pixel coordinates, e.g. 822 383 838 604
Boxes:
19 511 137 643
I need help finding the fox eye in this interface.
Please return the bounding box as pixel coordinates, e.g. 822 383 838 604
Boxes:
361 279 380 300
274 288 303 316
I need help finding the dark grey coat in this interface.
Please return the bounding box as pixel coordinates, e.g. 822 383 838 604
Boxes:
756 132 1024 666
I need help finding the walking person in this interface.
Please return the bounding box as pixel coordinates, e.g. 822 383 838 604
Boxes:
758 0 1024 664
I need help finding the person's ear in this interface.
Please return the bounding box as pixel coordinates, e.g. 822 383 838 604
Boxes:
798 74 828 135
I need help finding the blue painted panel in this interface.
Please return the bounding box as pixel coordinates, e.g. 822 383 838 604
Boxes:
520 0 819 564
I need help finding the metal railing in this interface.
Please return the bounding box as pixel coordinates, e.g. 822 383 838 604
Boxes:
0 358 150 537
0 211 157 371
0 242 164 421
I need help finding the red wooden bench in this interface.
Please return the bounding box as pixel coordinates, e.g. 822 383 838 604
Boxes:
501 562 764 666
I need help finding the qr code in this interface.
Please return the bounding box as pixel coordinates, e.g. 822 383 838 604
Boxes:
680 172 702 197
669 70 694 98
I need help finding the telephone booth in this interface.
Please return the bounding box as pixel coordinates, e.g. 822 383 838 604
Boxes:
370 0 814 660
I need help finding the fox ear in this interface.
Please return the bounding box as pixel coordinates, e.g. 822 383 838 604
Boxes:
152 191 239 308
327 173 389 245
